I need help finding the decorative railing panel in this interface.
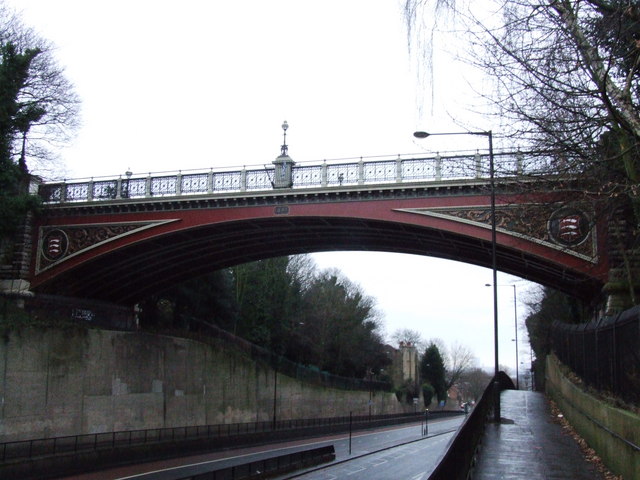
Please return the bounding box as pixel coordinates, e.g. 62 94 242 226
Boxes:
292 164 323 187
363 159 397 183
212 170 241 192
181 172 209 195
401 157 437 181
38 151 530 204
123 178 146 198
326 162 360 186
64 183 89 202
150 175 177 196
245 169 271 191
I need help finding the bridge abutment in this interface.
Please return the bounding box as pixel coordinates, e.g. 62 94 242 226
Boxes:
0 211 35 298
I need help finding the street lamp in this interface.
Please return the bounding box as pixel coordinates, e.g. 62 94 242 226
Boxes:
486 283 519 389
414 129 500 422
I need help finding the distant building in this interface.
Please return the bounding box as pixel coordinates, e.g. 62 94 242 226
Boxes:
388 341 420 390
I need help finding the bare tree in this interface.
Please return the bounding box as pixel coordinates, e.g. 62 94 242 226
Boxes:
404 0 640 309
444 341 476 391
404 1 640 168
391 327 425 349
459 367 492 402
0 1 80 177
287 254 318 293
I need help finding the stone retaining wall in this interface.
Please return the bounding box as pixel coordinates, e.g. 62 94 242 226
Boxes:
0 327 402 442
545 353 639 479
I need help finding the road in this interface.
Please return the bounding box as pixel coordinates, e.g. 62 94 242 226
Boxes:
57 415 464 480
273 416 461 480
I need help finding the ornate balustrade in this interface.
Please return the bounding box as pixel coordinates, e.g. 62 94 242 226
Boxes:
38 150 540 204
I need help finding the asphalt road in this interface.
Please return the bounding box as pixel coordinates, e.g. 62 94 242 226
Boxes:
57 415 464 480
274 417 461 480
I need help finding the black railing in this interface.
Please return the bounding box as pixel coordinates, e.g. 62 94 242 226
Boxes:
0 410 461 464
1 294 391 394
427 372 515 480
184 318 392 393
0 293 136 330
551 306 640 405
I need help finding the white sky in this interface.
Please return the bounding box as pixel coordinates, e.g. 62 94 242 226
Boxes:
8 0 536 372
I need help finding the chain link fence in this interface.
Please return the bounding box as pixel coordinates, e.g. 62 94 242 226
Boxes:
551 306 640 405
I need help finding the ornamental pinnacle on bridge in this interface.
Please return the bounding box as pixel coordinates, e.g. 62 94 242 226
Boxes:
272 120 295 188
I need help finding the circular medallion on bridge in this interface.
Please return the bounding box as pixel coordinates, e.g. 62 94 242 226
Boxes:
548 207 590 246
42 229 69 262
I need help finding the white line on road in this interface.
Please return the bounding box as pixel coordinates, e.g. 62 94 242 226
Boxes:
346 466 366 476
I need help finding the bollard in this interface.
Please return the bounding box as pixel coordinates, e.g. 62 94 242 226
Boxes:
424 409 429 436
349 411 353 455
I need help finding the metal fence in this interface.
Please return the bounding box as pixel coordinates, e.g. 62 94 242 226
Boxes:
0 410 458 464
0 293 136 330
551 306 640 405
37 150 540 204
1 293 390 393
177 318 393 393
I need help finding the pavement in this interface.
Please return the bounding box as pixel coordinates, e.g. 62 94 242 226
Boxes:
472 389 605 479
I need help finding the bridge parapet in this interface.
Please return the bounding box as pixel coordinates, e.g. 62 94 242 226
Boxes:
38 150 535 204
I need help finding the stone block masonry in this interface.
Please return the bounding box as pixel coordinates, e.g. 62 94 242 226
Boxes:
0 327 403 442
546 353 640 479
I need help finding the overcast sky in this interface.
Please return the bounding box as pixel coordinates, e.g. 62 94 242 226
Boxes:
7 0 536 372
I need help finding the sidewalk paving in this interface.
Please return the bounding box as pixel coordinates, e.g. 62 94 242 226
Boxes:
472 389 605 479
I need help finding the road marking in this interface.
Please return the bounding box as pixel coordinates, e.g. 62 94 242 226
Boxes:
346 466 366 475
113 426 417 479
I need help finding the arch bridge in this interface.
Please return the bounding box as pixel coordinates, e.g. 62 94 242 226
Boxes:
4 150 609 306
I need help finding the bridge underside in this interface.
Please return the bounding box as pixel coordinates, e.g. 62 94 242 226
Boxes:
31 213 604 305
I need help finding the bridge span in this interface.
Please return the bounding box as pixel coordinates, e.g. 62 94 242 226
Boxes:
3 150 607 305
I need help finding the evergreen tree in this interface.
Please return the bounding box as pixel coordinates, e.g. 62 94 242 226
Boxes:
421 382 435 407
524 285 591 389
136 255 390 381
421 342 447 404
232 257 300 352
0 3 80 236
0 43 41 235
137 270 237 332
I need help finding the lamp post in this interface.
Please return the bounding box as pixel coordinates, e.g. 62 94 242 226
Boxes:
510 285 519 389
414 129 500 422
486 283 519 389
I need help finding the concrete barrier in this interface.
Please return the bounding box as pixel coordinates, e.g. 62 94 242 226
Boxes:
174 445 336 480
